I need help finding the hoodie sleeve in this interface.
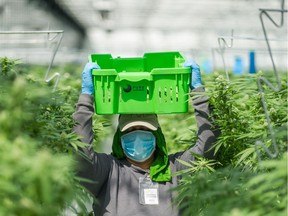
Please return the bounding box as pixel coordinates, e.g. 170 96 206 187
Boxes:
72 94 112 196
170 87 219 171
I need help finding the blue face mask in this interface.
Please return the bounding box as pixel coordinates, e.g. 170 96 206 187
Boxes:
121 130 156 162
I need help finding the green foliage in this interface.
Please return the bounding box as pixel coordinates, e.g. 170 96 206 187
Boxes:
206 74 258 167
175 153 287 216
159 71 287 166
206 73 287 167
0 57 20 78
158 111 198 153
0 137 75 216
0 79 75 215
0 58 94 215
172 71 287 216
1 57 287 216
174 154 219 176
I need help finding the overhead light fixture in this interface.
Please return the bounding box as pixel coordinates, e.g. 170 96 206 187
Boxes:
0 1 6 16
93 0 115 20
93 0 116 32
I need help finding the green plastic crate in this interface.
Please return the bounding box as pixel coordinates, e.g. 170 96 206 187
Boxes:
90 52 191 114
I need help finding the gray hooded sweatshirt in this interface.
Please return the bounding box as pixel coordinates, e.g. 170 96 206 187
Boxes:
73 87 218 216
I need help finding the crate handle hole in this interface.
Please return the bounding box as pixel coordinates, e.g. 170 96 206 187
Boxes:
164 87 168 102
103 91 105 103
108 89 111 102
120 87 123 103
146 86 150 102
176 86 179 102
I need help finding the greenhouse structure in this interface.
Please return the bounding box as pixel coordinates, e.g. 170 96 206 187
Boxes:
0 0 287 215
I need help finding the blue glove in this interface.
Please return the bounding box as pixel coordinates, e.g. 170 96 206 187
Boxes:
183 59 202 90
81 62 100 95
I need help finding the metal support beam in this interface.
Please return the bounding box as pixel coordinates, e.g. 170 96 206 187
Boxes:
28 0 86 46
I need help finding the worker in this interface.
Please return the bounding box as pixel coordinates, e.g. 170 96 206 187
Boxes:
73 59 218 216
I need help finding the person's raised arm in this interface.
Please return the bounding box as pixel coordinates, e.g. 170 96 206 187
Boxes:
73 62 100 144
171 60 219 168
73 62 111 196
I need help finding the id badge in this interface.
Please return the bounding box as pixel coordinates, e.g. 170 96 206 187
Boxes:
139 176 159 205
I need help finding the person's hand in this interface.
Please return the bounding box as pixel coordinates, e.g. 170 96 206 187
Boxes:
81 62 100 95
183 59 202 89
